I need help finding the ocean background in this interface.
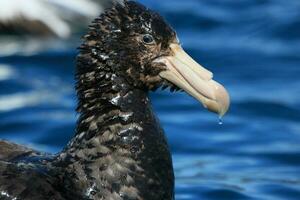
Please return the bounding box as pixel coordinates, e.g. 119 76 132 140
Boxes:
1 0 300 199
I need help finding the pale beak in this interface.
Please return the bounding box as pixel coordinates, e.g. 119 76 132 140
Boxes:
154 44 230 116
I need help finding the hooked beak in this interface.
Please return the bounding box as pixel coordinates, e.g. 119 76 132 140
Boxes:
154 44 230 116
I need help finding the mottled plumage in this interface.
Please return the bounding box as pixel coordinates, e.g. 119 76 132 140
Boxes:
0 1 230 200
0 1 176 200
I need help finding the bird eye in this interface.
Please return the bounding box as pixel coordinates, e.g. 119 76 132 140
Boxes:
142 34 155 44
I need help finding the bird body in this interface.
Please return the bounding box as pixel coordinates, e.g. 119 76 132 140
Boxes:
0 85 173 199
0 1 229 199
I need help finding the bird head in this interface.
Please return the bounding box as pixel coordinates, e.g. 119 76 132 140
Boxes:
79 1 230 116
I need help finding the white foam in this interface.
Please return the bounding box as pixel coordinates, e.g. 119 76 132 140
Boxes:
0 65 14 81
0 0 104 38
0 90 60 111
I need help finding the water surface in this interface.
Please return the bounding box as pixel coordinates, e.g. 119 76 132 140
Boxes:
1 0 300 199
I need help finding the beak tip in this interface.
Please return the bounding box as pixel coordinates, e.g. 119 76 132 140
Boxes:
217 85 230 117
204 80 230 117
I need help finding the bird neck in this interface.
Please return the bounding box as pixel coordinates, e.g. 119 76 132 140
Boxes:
54 69 174 199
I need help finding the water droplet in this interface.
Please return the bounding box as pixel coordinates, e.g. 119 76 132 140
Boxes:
91 48 97 55
120 112 133 122
218 117 223 125
99 54 109 60
105 73 111 79
85 183 97 197
110 94 121 105
122 136 130 143
112 29 121 33
111 74 117 80
119 192 125 197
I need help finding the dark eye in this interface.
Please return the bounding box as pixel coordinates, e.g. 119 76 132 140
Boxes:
142 34 155 44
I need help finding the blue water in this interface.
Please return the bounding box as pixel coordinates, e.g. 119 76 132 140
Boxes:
1 0 300 199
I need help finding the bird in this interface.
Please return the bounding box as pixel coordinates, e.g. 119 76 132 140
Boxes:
0 1 230 200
